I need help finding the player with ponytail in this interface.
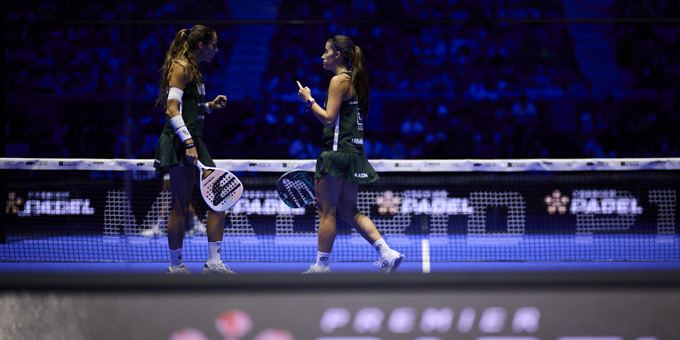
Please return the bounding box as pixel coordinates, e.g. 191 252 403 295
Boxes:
153 25 232 274
296 35 404 273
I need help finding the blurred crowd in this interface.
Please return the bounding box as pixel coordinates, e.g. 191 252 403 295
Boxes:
4 0 679 160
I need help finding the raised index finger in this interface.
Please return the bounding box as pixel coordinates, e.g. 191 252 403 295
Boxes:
296 80 303 90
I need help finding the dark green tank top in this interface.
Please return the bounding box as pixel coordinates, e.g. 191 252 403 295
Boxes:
162 80 207 137
321 71 365 154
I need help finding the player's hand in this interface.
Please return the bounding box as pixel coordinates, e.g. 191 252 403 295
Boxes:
185 142 198 165
297 81 311 102
210 95 227 110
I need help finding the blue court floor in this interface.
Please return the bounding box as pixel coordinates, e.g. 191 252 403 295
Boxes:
2 260 679 274
3 233 679 274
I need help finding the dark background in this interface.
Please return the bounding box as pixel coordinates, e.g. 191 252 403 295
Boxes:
4 0 680 160
2 272 679 339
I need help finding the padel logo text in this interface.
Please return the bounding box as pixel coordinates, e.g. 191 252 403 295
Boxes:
388 190 473 215
318 306 540 336
229 190 306 215
545 189 643 215
16 191 95 216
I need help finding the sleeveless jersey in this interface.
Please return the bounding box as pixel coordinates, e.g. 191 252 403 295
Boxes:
162 80 208 137
154 79 215 169
320 71 365 154
315 71 378 184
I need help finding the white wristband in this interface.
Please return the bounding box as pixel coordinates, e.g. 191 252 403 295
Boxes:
175 126 192 142
169 115 185 130
168 87 183 103
204 102 212 114
169 115 192 142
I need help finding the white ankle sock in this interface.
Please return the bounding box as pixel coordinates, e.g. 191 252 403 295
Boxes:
372 238 392 258
316 251 331 267
208 241 222 265
170 248 183 267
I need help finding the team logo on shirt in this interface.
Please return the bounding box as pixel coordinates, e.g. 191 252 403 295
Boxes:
356 107 364 131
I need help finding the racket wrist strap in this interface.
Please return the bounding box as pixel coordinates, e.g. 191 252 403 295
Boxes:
184 141 195 149
170 115 192 142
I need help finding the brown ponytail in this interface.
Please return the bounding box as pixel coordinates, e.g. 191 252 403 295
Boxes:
156 25 216 107
329 35 370 118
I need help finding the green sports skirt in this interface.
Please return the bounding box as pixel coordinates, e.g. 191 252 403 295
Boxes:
153 133 215 169
315 150 379 184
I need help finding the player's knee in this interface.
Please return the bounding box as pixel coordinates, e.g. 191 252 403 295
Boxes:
339 207 359 223
208 209 226 218
318 206 337 219
170 199 191 216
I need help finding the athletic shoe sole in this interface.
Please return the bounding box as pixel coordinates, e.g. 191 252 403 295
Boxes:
384 254 405 273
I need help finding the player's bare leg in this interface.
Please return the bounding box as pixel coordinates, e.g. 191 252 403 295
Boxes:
338 181 404 273
303 175 341 273
166 166 196 274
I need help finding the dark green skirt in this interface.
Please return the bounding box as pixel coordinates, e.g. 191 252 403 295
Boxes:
315 150 379 184
153 133 215 169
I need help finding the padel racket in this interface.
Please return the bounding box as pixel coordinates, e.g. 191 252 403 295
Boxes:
277 170 315 208
196 160 243 211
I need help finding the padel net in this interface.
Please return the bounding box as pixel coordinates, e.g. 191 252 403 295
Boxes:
1 158 678 262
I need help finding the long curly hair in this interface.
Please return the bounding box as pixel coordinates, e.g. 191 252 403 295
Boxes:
328 35 370 118
156 25 216 108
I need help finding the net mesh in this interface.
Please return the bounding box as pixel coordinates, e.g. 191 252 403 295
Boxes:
1 159 678 262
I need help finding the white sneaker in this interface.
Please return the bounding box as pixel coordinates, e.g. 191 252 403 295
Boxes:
202 262 237 274
302 264 331 274
141 225 161 237
167 264 192 274
377 250 405 273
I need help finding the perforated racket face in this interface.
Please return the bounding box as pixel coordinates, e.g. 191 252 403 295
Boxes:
277 170 315 208
200 169 243 211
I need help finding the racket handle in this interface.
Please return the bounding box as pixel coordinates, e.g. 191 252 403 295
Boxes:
195 161 206 180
